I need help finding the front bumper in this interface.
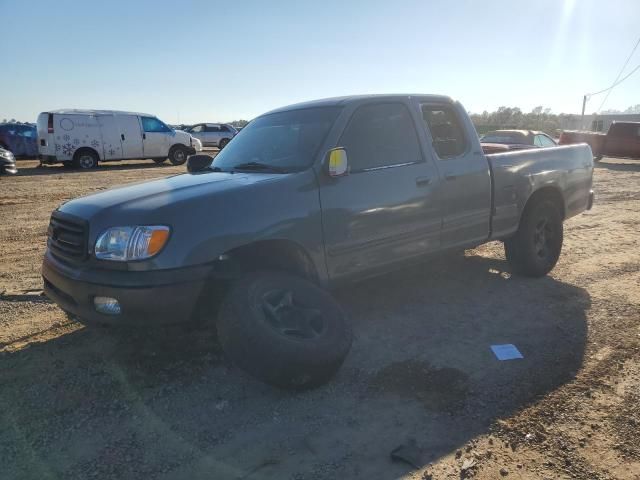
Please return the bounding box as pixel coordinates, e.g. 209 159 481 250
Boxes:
0 162 17 175
42 251 214 326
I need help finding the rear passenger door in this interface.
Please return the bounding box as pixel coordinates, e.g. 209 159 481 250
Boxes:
205 124 222 145
117 115 144 159
319 101 441 281
420 103 492 248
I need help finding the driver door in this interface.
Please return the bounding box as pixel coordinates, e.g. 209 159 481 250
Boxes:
140 116 171 157
319 101 441 281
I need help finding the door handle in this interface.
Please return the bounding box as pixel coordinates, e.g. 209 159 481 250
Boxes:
415 176 431 186
121 134 125 141
445 174 457 181
143 133 146 140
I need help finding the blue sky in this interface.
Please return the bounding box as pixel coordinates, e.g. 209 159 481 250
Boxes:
2 0 639 123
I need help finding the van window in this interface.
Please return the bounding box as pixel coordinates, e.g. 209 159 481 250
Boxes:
205 125 221 132
141 117 171 133
421 105 468 158
339 103 421 172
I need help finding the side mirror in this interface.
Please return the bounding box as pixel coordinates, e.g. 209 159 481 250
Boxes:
327 148 349 177
187 154 213 173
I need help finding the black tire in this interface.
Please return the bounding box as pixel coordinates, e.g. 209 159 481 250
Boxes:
504 199 563 277
168 145 188 165
217 271 353 390
153 158 167 165
62 161 75 169
219 138 229 149
72 149 98 169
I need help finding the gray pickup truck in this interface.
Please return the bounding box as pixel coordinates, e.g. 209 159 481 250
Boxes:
42 94 594 389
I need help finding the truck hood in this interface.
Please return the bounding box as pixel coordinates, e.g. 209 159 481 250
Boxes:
58 170 284 221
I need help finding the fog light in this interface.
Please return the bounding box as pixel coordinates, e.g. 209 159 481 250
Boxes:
94 296 121 315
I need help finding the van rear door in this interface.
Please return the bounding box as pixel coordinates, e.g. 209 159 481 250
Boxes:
117 115 144 159
37 112 54 156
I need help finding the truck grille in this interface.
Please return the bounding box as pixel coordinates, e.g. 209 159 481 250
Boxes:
47 211 88 261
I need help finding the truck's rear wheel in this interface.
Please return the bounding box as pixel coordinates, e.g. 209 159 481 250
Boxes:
504 199 563 277
72 150 98 169
217 271 353 390
168 146 188 165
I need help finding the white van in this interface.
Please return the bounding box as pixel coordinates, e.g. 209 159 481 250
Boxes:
37 110 202 169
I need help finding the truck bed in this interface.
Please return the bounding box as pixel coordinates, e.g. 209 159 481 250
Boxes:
486 143 594 240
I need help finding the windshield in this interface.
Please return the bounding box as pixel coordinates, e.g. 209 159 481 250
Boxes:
211 107 341 172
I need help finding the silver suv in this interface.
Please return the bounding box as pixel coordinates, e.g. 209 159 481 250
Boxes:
185 123 237 148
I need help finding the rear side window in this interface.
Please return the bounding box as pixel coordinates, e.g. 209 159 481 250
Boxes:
339 102 421 172
205 125 221 132
421 105 468 158
141 117 170 133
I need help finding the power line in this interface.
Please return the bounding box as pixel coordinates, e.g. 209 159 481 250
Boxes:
593 35 640 112
591 62 640 96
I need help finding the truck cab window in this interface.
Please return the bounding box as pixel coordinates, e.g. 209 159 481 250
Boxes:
141 117 170 133
421 105 467 158
339 102 420 172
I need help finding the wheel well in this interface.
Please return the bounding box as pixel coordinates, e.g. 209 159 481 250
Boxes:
223 240 319 283
73 147 100 161
525 186 565 220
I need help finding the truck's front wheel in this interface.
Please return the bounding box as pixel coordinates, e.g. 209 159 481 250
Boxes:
217 271 353 390
168 145 188 166
504 199 563 277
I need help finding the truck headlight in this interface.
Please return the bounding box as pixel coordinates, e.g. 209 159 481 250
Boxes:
95 226 170 261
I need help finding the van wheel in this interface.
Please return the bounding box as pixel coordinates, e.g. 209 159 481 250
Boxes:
72 150 98 169
217 271 353 390
504 199 563 277
219 138 229 149
168 146 188 165
153 158 167 165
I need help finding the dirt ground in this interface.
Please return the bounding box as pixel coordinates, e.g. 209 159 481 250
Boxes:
1 156 639 480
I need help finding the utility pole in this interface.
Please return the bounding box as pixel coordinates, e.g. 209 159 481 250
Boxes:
580 95 587 130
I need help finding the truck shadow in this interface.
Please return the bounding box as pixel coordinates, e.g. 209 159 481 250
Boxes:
0 248 589 479
14 160 179 177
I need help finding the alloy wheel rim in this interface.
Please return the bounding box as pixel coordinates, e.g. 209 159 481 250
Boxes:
260 289 324 339
80 155 94 168
533 218 554 259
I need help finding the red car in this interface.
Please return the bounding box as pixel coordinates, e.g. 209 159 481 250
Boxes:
480 129 557 154
559 122 640 161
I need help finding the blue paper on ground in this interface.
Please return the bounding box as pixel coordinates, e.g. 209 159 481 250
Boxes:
491 344 523 360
